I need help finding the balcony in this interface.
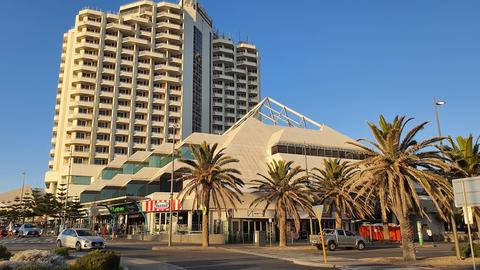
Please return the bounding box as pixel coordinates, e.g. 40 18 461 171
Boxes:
156 22 181 30
154 75 181 84
237 60 257 67
106 22 134 33
74 75 97 84
213 56 234 63
213 47 234 55
138 50 165 60
137 73 150 80
69 100 94 109
119 81 131 88
123 37 150 48
224 67 245 74
73 64 97 73
155 43 182 52
237 51 257 59
136 84 149 91
157 12 182 21
155 64 181 73
124 15 150 25
155 32 182 41
75 41 100 50
76 53 98 61
169 57 182 65
213 74 234 82
67 125 92 132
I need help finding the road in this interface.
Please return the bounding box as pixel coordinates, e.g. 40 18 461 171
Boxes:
0 237 474 270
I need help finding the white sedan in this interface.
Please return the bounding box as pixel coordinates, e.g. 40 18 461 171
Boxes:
56 228 105 251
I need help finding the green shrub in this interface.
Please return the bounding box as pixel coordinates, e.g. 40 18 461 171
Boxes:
72 250 120 270
0 245 12 260
52 247 70 258
458 243 480 258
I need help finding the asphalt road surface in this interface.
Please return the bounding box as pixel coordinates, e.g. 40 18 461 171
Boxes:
0 237 474 270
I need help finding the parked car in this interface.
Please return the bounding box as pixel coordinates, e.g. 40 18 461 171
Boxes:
310 229 367 251
12 224 21 235
17 224 41 237
56 228 105 251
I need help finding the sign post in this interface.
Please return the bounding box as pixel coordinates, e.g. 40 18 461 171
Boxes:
313 205 327 264
453 177 480 270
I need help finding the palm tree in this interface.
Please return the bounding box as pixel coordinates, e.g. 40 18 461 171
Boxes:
312 158 371 229
348 115 453 262
177 141 244 247
440 135 480 239
250 160 315 247
441 135 480 178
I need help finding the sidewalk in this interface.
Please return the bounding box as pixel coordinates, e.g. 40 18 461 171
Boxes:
221 245 354 269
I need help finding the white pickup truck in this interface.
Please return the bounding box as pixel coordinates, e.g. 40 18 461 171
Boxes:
310 229 367 251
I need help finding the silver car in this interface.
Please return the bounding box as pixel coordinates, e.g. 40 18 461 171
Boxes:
310 229 367 251
56 228 105 251
18 224 41 237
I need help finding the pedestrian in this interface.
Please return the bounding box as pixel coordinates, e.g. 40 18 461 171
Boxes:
7 222 13 238
101 224 107 240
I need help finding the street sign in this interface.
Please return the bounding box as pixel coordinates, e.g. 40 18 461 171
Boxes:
464 206 474 225
452 177 480 207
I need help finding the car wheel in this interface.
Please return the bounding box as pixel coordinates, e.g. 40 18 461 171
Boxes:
357 241 366 250
56 240 62 248
328 241 336 251
18 231 23 238
75 241 82 252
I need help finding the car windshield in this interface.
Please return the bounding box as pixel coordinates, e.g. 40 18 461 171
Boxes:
23 224 33 228
76 230 96 236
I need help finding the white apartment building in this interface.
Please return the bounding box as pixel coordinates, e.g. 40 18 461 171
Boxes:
45 0 213 194
211 35 260 134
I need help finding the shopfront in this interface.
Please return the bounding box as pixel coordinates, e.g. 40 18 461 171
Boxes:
230 209 275 243
143 199 188 235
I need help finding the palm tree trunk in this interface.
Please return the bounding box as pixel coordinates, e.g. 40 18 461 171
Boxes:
202 200 210 247
398 214 416 262
279 208 287 247
335 211 342 229
381 211 390 242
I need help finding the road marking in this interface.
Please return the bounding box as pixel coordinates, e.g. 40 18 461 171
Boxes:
123 257 186 270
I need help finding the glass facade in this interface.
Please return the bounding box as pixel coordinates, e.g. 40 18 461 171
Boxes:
271 143 368 160
71 175 92 185
122 162 147 174
192 26 203 132
101 169 122 180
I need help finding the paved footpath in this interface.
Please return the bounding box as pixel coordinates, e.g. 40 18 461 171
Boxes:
0 236 55 246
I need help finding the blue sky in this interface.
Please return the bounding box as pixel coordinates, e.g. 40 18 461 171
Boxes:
0 0 479 191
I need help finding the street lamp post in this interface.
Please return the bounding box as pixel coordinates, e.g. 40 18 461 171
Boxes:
62 146 73 229
434 98 460 259
168 123 179 247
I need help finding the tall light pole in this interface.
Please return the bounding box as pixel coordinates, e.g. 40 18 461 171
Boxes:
62 145 73 229
168 123 179 247
20 172 26 224
434 98 460 259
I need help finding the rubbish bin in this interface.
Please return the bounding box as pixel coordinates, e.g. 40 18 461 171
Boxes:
254 231 266 247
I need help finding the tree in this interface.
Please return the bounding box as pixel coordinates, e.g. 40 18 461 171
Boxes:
348 115 452 262
177 141 244 247
250 160 316 247
440 135 480 240
441 135 480 178
37 192 61 229
66 200 86 224
312 158 371 229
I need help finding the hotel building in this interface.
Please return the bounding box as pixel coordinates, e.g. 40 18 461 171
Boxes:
45 0 239 194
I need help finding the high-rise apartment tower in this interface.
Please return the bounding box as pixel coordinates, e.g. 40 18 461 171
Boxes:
211 35 260 134
45 0 212 194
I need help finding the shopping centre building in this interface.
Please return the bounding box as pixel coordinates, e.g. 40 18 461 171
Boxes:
68 97 369 243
